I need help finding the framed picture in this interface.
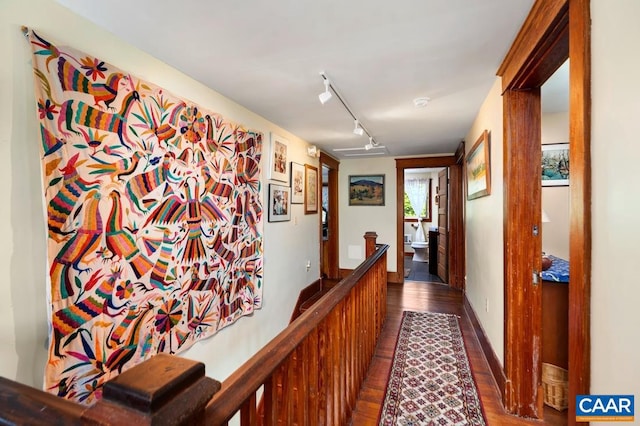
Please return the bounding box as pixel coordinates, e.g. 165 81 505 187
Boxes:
304 164 318 214
348 174 385 206
269 133 289 182
542 143 569 186
268 184 291 222
466 130 491 200
290 162 305 204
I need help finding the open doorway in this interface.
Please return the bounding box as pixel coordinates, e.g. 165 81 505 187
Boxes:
498 0 590 420
395 154 464 289
540 59 570 424
319 152 340 279
402 167 444 283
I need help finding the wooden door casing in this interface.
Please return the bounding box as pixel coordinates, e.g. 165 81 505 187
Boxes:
437 169 448 282
497 0 591 421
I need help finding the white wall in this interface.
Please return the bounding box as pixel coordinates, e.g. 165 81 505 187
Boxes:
339 158 397 272
541 111 569 259
0 0 319 390
591 0 640 414
464 78 505 365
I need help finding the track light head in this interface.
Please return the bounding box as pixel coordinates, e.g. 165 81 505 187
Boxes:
364 143 373 150
318 79 332 104
353 120 364 136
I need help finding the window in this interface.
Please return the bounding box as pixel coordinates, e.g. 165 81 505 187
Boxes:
404 192 427 217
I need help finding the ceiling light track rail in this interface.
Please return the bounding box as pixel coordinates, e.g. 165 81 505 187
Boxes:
319 72 378 150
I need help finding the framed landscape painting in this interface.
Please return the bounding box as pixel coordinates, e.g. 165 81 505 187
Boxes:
466 130 491 200
541 143 569 186
349 174 385 206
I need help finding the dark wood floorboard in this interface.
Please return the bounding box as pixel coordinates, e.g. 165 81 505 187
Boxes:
350 281 568 426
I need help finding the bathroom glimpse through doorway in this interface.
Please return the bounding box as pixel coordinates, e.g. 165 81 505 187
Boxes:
395 153 464 288
403 167 443 284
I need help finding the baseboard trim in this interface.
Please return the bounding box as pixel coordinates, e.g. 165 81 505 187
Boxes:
290 279 322 323
463 294 506 399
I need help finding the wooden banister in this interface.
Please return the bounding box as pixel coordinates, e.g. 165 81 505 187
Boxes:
1 233 387 426
0 354 220 425
206 233 388 425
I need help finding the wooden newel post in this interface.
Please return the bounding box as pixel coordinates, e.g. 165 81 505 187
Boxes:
83 354 221 425
364 231 378 257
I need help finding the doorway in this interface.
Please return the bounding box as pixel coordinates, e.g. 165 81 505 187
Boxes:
319 152 340 279
498 0 590 420
403 167 444 284
395 153 464 289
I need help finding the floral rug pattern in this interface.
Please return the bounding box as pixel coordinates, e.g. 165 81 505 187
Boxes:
379 311 486 425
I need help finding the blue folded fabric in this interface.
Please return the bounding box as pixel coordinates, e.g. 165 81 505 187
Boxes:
541 255 569 283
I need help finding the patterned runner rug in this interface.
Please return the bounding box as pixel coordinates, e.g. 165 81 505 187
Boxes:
379 311 486 425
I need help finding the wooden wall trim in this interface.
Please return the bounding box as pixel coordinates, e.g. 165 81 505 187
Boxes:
395 155 459 286
503 88 543 417
319 151 339 169
464 295 506 399
498 0 569 90
395 156 457 169
499 0 591 420
320 152 340 279
568 0 591 422
448 163 465 290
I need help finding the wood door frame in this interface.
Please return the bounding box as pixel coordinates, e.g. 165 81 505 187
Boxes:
395 156 464 288
319 152 340 279
497 0 590 420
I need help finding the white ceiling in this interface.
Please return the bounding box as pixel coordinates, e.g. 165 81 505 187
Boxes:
56 0 541 159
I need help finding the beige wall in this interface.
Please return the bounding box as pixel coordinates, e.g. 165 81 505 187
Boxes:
591 0 640 413
0 0 319 390
464 78 505 365
339 158 398 272
542 111 570 259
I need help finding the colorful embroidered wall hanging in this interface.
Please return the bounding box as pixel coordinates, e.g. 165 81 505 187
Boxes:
28 31 263 404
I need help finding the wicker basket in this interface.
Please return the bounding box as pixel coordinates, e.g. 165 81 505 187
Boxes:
542 363 568 411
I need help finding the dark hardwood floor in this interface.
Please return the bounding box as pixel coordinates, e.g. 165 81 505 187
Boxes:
350 281 568 425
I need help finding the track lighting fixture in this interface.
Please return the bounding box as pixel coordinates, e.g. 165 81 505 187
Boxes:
318 78 332 104
318 72 378 150
353 120 364 136
364 136 378 150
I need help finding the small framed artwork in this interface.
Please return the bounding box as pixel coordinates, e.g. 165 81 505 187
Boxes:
466 130 491 200
268 184 291 222
290 162 305 204
348 174 385 206
304 164 318 214
542 143 569 186
269 133 289 182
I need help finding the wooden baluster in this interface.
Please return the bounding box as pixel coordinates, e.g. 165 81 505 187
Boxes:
307 328 319 424
263 376 276 426
240 393 257 426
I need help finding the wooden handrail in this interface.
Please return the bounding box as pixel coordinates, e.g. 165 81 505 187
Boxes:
206 236 388 425
0 233 387 426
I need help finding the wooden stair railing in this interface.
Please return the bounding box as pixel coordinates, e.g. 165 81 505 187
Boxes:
0 354 220 425
0 232 387 425
205 232 388 425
